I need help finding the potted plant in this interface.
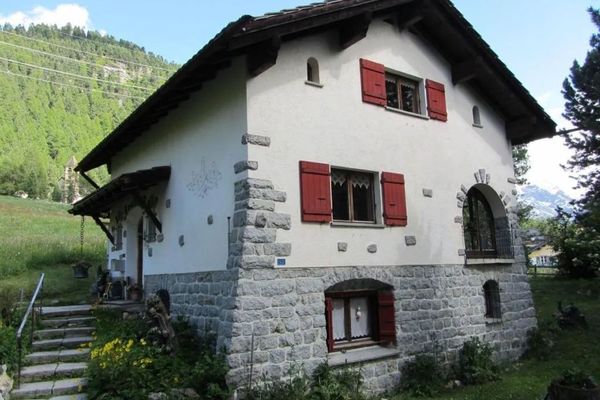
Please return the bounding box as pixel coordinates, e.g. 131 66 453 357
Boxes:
128 284 143 301
547 369 600 400
72 261 92 279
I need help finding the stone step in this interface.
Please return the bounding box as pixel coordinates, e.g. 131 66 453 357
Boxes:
34 327 94 340
20 362 87 383
11 377 87 399
32 337 92 351
41 305 92 319
41 317 95 329
26 349 90 365
48 395 88 400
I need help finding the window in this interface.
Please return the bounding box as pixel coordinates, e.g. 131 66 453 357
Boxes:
113 224 123 251
463 188 496 258
472 106 482 127
331 169 375 223
483 280 501 319
299 161 407 227
462 186 513 259
325 280 395 352
385 73 420 113
359 58 447 121
145 215 157 243
307 57 320 84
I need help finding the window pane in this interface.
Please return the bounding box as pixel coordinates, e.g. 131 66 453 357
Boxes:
385 77 399 108
332 299 346 340
475 197 495 251
400 82 417 113
332 177 349 221
352 178 374 222
350 297 371 339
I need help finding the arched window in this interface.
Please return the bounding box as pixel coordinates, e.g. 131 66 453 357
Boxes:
463 187 496 258
483 280 501 319
472 106 481 126
306 57 320 84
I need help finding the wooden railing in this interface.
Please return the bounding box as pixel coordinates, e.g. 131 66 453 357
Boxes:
15 272 45 388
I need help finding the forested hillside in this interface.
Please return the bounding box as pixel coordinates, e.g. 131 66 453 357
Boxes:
0 23 178 200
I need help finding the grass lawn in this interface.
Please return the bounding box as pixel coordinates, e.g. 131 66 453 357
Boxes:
0 195 105 305
393 277 600 400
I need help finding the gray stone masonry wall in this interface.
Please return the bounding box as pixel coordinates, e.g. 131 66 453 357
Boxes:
225 264 536 392
146 263 536 393
227 178 291 270
144 270 240 350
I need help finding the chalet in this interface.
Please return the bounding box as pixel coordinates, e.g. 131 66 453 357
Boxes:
70 0 556 392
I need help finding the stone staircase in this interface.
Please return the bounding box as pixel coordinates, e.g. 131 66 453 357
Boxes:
10 305 93 400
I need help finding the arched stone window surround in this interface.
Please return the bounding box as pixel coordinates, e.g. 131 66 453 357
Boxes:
455 169 516 260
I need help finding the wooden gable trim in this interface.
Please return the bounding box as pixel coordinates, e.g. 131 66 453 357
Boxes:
338 11 372 49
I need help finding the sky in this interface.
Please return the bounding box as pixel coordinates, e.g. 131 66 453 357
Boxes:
0 0 597 198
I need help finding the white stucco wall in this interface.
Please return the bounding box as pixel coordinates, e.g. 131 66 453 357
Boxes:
245 20 518 268
107 58 248 278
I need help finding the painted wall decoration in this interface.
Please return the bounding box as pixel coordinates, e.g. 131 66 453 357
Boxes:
187 158 223 198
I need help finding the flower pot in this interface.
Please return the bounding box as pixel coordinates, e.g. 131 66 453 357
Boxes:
129 288 142 301
548 382 600 400
72 262 92 279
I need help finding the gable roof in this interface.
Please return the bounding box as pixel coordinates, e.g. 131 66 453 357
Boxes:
76 0 556 173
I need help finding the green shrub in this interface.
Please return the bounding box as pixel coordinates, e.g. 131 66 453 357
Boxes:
87 311 230 400
524 321 555 360
311 363 365 400
553 368 598 389
186 351 231 400
0 322 18 371
246 365 311 400
247 363 368 400
455 337 499 385
400 354 445 397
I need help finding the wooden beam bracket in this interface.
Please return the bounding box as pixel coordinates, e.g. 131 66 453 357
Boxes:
394 0 430 31
92 215 115 245
80 171 100 190
132 193 163 233
247 36 281 77
339 12 372 49
452 56 484 85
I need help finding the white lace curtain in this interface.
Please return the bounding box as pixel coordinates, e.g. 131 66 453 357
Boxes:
331 171 371 189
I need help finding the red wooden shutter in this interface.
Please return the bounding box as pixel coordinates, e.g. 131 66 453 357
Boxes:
299 161 332 223
381 172 407 226
426 79 447 121
325 297 334 352
360 58 386 106
377 291 396 345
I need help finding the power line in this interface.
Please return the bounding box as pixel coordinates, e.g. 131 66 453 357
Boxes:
0 69 147 100
0 55 154 91
55 28 177 67
0 30 177 72
0 39 170 80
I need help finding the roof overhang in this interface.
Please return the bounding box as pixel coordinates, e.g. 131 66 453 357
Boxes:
75 0 556 172
69 166 171 217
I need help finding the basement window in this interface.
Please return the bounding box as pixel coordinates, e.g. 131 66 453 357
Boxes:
483 280 501 319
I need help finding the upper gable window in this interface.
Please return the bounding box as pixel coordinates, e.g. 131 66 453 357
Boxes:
307 57 319 83
472 106 482 127
359 59 446 121
305 57 323 87
385 73 420 114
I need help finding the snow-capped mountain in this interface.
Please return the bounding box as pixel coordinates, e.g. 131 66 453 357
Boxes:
518 185 574 219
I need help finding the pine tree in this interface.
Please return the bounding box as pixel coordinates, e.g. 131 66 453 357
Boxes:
562 7 600 229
